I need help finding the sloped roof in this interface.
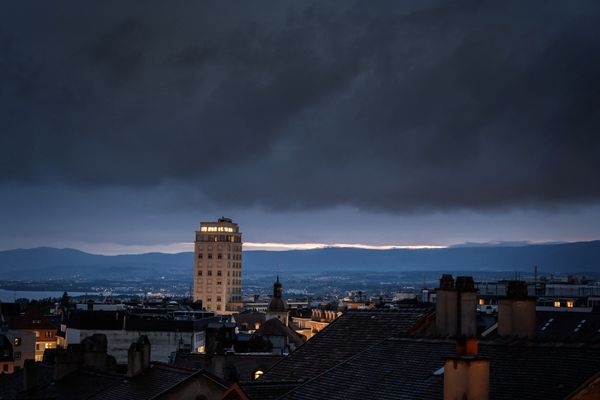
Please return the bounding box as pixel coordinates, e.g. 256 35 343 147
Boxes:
173 353 284 382
536 310 600 342
275 338 600 400
261 308 432 382
240 381 303 400
88 363 203 400
256 318 304 347
235 312 266 329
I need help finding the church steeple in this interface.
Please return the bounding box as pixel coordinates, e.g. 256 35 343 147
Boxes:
273 275 282 298
267 275 289 326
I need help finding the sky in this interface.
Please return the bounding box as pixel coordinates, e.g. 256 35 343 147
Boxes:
1 1 600 254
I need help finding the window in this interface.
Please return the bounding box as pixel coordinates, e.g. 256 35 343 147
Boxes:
208 271 212 276
198 270 202 276
14 337 21 347
45 331 53 338
198 253 202 259
566 300 574 308
207 297 212 302
254 370 264 380
217 305 221 310
217 253 223 259
208 253 213 259
217 271 222 276
217 296 222 302
554 301 561 308
478 299 485 305
35 331 40 338
14 352 21 360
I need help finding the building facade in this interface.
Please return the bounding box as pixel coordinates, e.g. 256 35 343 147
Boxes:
194 217 243 313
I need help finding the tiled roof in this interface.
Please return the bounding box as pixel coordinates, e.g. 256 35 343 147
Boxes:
261 308 432 382
256 318 305 347
536 310 600 342
173 353 284 382
87 363 201 400
234 312 266 328
275 338 600 400
240 381 303 400
65 310 125 330
0 363 55 399
13 362 211 400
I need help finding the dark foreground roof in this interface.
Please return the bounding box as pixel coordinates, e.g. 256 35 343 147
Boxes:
536 310 600 342
261 308 432 382
1 362 223 400
251 338 600 400
88 363 210 400
173 353 284 383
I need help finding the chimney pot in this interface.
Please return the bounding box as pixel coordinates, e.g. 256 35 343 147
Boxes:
456 276 476 292
439 274 455 290
506 280 528 298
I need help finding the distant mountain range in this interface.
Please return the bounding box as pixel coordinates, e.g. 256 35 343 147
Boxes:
0 241 599 280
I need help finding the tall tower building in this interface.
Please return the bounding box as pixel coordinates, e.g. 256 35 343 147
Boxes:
193 217 243 313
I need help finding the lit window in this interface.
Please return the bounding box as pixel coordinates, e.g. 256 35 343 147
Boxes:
554 301 561 308
254 370 264 380
14 337 22 347
478 299 485 305
566 301 574 308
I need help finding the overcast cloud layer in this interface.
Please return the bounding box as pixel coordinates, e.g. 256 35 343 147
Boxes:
1 0 599 213
1 1 600 252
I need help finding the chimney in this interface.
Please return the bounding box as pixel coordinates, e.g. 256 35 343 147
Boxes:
436 275 478 337
436 275 457 336
23 359 38 392
456 276 477 337
444 337 489 400
497 280 536 338
127 335 151 378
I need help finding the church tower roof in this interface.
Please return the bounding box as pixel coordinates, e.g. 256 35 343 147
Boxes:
268 275 287 312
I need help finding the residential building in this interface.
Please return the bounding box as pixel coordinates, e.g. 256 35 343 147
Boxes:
8 312 58 362
2 329 36 369
194 217 243 314
60 309 219 363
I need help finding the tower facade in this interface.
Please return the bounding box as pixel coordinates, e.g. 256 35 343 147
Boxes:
193 217 243 313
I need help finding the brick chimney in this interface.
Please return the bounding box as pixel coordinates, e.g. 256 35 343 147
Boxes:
436 275 478 337
444 337 489 400
127 335 151 378
497 280 536 338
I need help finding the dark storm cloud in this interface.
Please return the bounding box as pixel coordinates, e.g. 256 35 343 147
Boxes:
1 0 599 212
